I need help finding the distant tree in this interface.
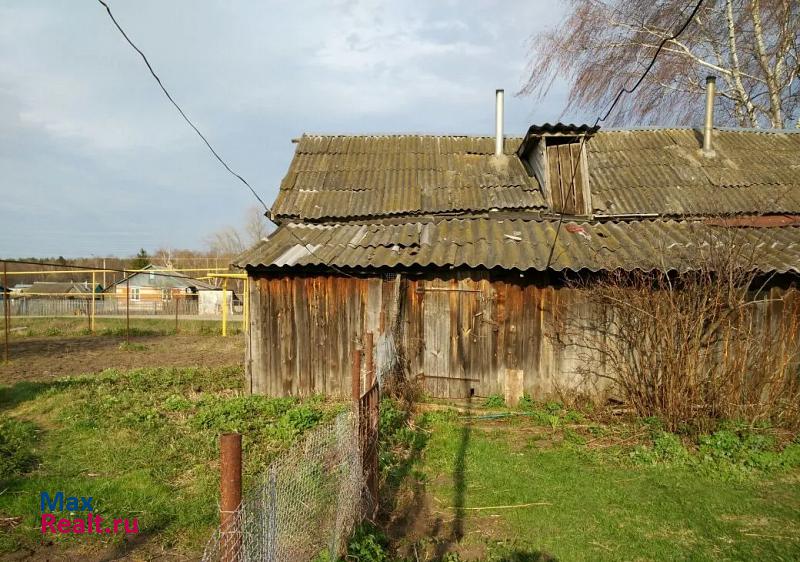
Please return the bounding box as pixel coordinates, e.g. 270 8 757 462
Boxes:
206 227 245 256
205 206 273 258
521 0 800 128
244 206 270 244
130 248 151 270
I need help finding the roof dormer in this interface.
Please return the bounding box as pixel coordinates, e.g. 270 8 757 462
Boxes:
517 123 598 217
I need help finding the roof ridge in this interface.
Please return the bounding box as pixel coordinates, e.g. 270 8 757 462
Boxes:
591 126 800 134
298 127 800 138
299 133 524 139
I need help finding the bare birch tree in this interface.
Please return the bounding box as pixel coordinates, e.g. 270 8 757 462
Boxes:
522 0 800 128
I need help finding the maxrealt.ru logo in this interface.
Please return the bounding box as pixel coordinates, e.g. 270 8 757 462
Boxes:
40 492 138 535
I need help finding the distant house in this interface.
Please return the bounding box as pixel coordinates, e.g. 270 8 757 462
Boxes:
106 265 214 311
23 281 100 298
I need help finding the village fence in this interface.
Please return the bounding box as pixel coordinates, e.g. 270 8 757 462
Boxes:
0 264 249 361
4 297 203 317
202 336 381 562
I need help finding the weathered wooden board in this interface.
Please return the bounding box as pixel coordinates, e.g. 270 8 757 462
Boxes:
244 270 798 400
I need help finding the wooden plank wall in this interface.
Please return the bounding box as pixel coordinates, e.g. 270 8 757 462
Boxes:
245 270 796 400
246 270 599 399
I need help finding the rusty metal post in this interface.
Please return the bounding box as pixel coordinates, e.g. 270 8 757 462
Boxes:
125 277 130 345
352 348 362 404
365 331 374 386
175 293 179 335
220 432 242 562
3 261 9 364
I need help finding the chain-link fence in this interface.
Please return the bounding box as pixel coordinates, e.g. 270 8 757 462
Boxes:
201 411 366 562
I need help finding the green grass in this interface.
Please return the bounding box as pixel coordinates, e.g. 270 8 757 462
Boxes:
409 409 800 561
0 366 343 556
0 316 243 337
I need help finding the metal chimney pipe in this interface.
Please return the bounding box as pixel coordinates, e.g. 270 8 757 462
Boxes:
495 89 504 156
703 76 716 155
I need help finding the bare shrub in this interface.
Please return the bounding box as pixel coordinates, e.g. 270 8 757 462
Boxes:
561 227 800 433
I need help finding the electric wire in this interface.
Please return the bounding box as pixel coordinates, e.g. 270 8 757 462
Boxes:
97 0 268 212
96 1 358 278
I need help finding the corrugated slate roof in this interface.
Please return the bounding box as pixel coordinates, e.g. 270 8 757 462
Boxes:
253 127 800 274
236 218 800 274
21 282 97 294
271 135 540 220
271 129 800 221
523 123 600 136
587 129 800 216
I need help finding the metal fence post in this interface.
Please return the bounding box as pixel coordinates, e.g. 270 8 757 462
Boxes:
220 433 242 562
91 271 96 334
222 278 228 337
175 293 179 335
267 465 278 562
244 277 249 334
3 261 9 364
125 277 130 345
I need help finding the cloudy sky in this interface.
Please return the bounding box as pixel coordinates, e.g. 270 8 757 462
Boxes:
0 0 576 258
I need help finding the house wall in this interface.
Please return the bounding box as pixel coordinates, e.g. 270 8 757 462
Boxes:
110 286 193 311
245 270 797 400
246 270 609 399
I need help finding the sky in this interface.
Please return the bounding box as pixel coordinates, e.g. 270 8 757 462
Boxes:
0 0 575 258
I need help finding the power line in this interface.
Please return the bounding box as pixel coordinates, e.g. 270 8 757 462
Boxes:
96 0 268 211
96 1 359 279
597 0 706 125
545 0 705 269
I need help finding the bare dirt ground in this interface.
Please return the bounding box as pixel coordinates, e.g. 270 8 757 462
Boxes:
0 335 244 383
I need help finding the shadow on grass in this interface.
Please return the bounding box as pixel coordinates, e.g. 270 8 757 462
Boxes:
2 518 173 562
94 522 172 562
0 335 135 363
433 396 471 559
0 378 91 411
378 393 558 562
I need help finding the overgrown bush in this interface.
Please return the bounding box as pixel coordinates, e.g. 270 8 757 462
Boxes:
558 228 800 433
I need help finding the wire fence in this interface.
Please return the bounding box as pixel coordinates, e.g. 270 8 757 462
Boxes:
201 332 382 562
201 412 367 562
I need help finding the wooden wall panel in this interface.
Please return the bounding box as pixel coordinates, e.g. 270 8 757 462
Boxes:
247 270 800 401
